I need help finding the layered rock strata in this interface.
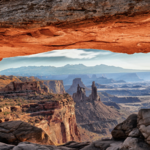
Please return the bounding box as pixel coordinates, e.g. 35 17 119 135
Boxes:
0 81 50 98
0 75 39 89
43 80 66 94
1 109 150 150
138 109 150 145
2 109 150 149
0 93 81 145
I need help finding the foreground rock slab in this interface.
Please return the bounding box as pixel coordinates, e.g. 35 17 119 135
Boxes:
120 137 150 150
0 121 53 145
111 114 137 140
138 109 150 145
0 142 14 150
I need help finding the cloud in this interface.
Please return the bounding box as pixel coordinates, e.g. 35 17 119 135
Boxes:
23 49 110 59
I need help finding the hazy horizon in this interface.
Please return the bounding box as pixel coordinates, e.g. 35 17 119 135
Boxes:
0 49 150 71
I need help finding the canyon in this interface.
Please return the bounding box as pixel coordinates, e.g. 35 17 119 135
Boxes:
0 0 150 149
0 0 150 61
0 76 131 143
1 108 150 150
0 81 81 145
72 81 129 138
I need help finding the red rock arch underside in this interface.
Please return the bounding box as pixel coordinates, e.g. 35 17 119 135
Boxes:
0 0 150 60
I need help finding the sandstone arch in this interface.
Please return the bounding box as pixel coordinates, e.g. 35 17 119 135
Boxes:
0 0 150 60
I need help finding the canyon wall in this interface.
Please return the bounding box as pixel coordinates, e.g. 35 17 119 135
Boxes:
0 0 150 60
0 81 50 98
0 76 66 95
24 97 81 145
0 75 39 89
44 80 66 94
0 91 81 145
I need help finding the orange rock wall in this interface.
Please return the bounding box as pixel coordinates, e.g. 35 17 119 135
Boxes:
0 81 50 97
0 97 81 145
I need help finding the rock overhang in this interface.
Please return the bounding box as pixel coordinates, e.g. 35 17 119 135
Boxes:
0 0 150 60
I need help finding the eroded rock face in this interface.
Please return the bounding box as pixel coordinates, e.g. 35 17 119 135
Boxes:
0 0 150 60
0 75 39 90
0 121 53 145
31 99 81 145
89 81 100 101
67 78 89 96
2 109 150 150
43 80 65 94
138 109 150 145
72 84 87 102
0 93 81 145
1 0 150 27
119 137 150 150
111 114 138 140
0 81 50 98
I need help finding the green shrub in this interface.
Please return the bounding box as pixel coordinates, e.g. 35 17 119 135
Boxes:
3 111 10 115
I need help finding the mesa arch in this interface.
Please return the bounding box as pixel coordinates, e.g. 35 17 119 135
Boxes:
0 0 150 61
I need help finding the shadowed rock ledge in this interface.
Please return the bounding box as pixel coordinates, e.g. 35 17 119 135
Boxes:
1 109 150 150
0 0 150 60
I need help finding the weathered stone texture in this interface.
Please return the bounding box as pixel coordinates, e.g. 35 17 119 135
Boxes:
0 81 50 97
111 114 138 140
0 0 150 60
0 0 150 27
44 80 66 94
0 93 81 145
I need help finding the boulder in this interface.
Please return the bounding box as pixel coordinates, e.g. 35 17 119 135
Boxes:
106 142 122 150
120 137 150 150
0 121 54 145
129 128 140 138
0 142 14 150
138 109 150 145
94 140 122 150
111 114 137 140
59 141 90 149
12 142 57 150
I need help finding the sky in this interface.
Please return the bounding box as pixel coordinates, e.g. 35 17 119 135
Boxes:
0 49 150 71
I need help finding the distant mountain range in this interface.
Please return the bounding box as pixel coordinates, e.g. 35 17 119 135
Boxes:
0 64 149 76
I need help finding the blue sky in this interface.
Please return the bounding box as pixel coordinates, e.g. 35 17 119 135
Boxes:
0 49 150 71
